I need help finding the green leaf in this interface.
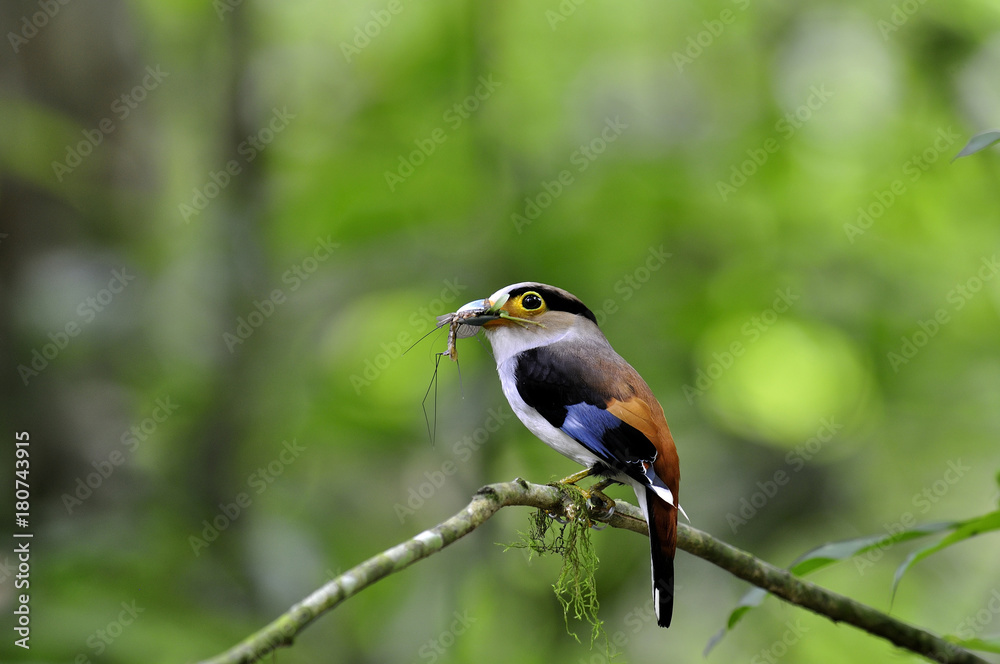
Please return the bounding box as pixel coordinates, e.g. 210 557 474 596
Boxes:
892 510 1000 597
704 521 956 655
952 130 1000 161
704 588 767 655
786 521 955 576
945 635 1000 655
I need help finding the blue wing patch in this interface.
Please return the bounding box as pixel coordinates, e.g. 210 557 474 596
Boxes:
560 403 623 462
560 402 656 467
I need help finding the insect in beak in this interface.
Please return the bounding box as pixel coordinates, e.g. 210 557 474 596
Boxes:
437 293 545 359
436 298 497 360
417 298 497 444
419 292 542 443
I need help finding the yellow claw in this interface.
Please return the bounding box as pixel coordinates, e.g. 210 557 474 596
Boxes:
558 468 593 485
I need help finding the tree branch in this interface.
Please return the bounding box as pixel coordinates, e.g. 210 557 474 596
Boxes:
197 479 986 664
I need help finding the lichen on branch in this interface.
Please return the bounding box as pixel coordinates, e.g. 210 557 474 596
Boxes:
504 483 603 644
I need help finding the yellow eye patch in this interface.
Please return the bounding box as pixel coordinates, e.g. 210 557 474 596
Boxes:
498 291 548 321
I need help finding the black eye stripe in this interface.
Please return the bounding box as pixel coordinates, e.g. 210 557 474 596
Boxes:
505 285 598 324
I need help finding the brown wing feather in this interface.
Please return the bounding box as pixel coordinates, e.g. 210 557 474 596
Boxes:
607 392 679 498
608 377 680 628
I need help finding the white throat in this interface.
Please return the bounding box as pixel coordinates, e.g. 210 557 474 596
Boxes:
483 324 573 366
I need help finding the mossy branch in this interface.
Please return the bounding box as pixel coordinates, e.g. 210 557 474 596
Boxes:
197 479 987 664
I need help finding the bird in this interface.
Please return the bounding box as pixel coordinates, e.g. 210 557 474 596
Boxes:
449 282 680 627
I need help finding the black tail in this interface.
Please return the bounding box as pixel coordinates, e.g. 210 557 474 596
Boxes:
644 487 677 627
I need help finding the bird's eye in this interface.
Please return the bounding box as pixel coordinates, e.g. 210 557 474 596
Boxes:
521 293 543 310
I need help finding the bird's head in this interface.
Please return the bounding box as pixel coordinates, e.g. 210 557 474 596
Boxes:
453 282 602 361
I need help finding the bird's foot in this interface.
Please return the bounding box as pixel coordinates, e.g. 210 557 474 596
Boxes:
557 468 594 485
547 473 616 525
582 479 616 522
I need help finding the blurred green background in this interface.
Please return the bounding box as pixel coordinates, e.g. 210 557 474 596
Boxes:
2 0 1000 662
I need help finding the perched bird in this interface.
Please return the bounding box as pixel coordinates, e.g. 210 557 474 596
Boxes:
450 282 681 627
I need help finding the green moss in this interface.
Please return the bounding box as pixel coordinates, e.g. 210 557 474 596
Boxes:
504 484 607 648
